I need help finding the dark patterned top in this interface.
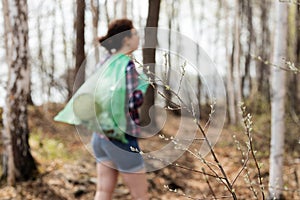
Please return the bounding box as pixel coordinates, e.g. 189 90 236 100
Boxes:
125 60 143 139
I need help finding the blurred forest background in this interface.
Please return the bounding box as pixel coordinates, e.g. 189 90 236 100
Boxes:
0 0 299 199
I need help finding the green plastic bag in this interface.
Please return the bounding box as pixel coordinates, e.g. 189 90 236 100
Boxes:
54 54 149 143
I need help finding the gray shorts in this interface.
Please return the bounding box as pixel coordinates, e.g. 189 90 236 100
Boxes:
91 133 145 173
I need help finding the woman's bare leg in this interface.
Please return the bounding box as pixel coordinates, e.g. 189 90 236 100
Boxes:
121 169 149 200
94 162 118 200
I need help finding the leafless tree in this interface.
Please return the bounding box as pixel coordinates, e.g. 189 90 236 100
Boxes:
73 0 86 94
233 0 242 123
91 0 99 64
1 0 37 185
269 1 288 199
241 0 254 99
140 0 161 127
256 0 271 100
224 1 237 125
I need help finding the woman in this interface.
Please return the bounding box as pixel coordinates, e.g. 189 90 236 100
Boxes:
91 19 149 200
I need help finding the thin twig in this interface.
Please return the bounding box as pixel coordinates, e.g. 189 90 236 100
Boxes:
251 54 300 74
202 167 217 199
165 184 232 200
134 56 238 199
170 163 225 180
231 149 250 186
241 104 265 200
233 134 259 199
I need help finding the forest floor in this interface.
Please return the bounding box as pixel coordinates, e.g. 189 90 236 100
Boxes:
0 103 299 200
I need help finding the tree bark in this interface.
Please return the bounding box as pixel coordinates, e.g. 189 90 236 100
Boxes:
140 0 161 127
113 0 117 19
122 0 127 18
104 0 110 25
233 0 242 122
2 0 37 185
257 0 271 100
2 0 12 65
91 0 99 64
58 0 72 101
293 4 300 114
269 1 288 199
224 1 236 125
164 0 175 113
287 4 299 119
213 0 222 62
242 0 254 99
49 5 56 104
73 0 86 94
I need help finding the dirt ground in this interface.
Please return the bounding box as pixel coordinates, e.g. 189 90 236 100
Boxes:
0 104 299 200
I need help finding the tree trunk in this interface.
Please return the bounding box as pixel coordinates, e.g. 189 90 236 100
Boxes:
233 0 242 122
122 0 127 18
36 14 47 106
296 4 300 114
189 0 204 119
164 0 175 113
137 0 142 28
129 0 133 19
242 0 254 99
2 0 37 185
113 0 117 19
269 1 288 199
67 0 78 100
49 5 56 104
91 0 99 64
58 0 72 101
73 0 86 94
257 0 271 101
104 0 110 25
2 0 12 64
224 1 236 125
213 0 222 62
287 4 299 119
140 0 161 127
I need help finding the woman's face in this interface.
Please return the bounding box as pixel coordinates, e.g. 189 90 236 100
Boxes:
125 29 139 52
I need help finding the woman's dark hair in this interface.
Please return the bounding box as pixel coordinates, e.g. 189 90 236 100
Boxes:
98 19 134 53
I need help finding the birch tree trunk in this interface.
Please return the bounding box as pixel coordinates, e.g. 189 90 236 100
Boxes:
233 0 242 122
1 0 37 185
58 0 72 101
224 1 236 124
140 0 161 127
269 2 288 199
37 14 47 107
2 0 12 66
